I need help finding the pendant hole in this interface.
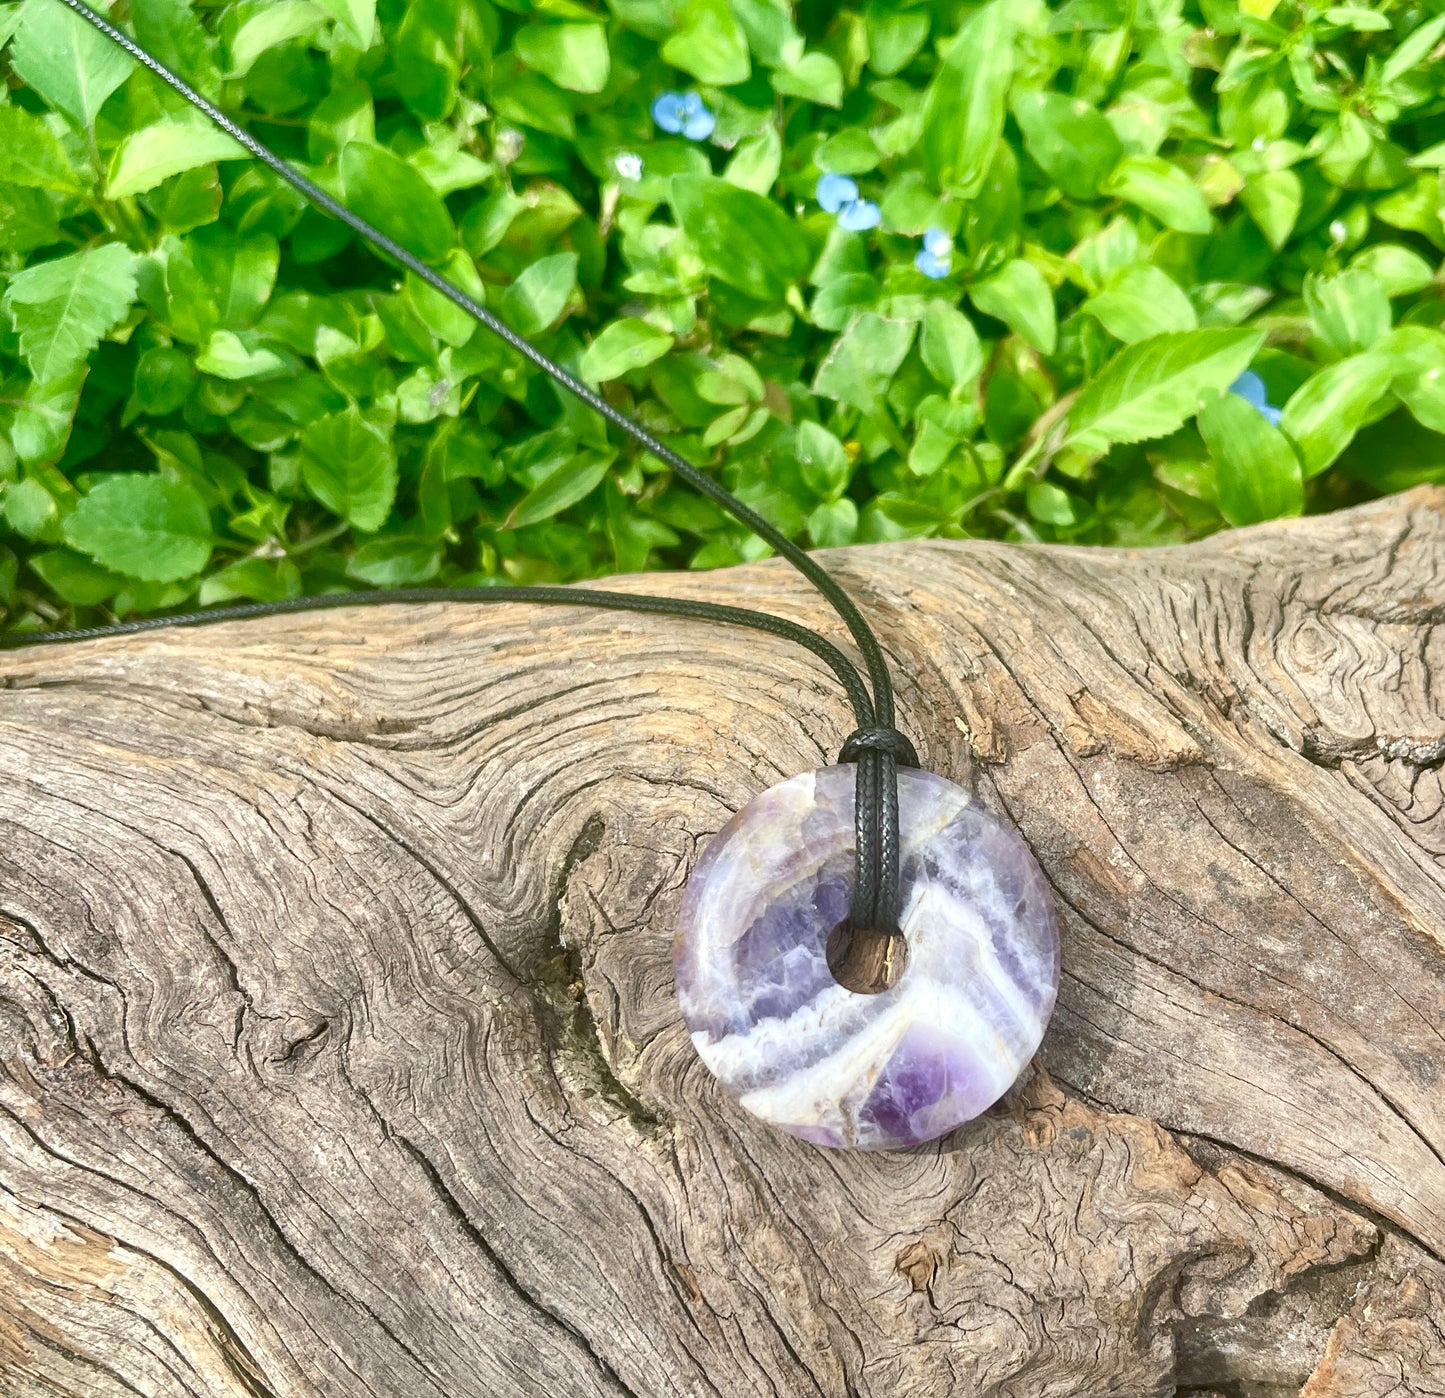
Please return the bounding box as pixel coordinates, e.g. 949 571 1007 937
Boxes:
825 923 909 995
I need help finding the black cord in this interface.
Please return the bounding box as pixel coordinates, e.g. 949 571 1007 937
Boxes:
9 585 880 723
24 0 918 940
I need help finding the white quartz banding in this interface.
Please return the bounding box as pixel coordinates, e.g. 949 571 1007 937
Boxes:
673 764 1060 1150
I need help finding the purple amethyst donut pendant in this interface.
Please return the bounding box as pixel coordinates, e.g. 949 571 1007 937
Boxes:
674 764 1060 1150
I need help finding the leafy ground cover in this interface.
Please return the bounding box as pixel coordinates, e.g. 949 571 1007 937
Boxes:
3 0 1445 630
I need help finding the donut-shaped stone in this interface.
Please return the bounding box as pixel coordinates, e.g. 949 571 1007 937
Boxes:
674 764 1060 1150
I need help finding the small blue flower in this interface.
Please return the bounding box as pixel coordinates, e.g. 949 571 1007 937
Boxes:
915 226 953 278
652 90 715 141
651 91 685 131
836 198 881 232
914 248 952 279
1230 369 1268 407
816 173 859 213
680 100 715 141
1229 370 1282 425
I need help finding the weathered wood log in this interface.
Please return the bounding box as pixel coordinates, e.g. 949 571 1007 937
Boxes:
3 489 1445 1397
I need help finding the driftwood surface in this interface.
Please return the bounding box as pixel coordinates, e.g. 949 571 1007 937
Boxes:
4 490 1445 1398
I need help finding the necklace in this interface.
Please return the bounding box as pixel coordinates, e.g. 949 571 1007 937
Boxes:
12 0 1061 1151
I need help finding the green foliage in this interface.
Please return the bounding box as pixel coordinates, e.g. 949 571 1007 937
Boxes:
1065 329 1263 455
10 0 133 127
5 243 139 382
921 0 1013 198
5 0 1445 633
580 316 673 382
670 174 810 300
62 472 213 580
1198 391 1302 524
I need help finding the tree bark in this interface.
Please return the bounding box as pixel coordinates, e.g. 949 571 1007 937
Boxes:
3 489 1445 1398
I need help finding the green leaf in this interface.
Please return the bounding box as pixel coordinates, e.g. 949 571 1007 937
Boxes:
1198 392 1303 526
62 474 213 581
0 183 60 255
921 1 1013 199
810 273 878 332
671 174 809 303
1314 111 1384 189
580 318 674 383
130 345 195 416
772 51 844 107
194 329 286 379
0 107 82 192
1304 268 1391 356
199 557 302 605
491 72 576 139
0 1 24 47
144 164 224 236
1381 9 1445 85
724 0 796 63
397 365 461 423
815 128 879 176
408 250 487 346
106 114 247 199
1385 327 1445 433
10 0 134 128
340 141 456 263
346 536 442 586
300 407 397 530
392 0 461 121
3 243 139 384
807 496 858 546
1278 354 1394 477
970 259 1057 355
1240 169 1302 250
1011 91 1121 200
795 420 850 498
8 369 83 463
702 403 751 447
28 548 124 605
1066 328 1265 455
920 300 984 393
313 0 374 48
696 354 763 405
515 23 610 94
1026 481 1076 526
1103 156 1212 234
1373 171 1442 234
133 0 222 96
1398 368 1445 434
3 475 61 539
866 5 930 76
813 312 915 414
724 128 782 193
1084 264 1198 343
505 454 611 528
1410 141 1445 169
1324 6 1391 30
227 0 325 77
662 0 750 85
189 226 280 330
501 252 578 335
1351 244 1436 298
907 418 953 477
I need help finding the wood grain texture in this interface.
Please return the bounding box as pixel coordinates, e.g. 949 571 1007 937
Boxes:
3 488 1445 1397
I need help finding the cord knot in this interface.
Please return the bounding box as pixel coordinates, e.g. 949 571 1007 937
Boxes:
839 727 919 768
